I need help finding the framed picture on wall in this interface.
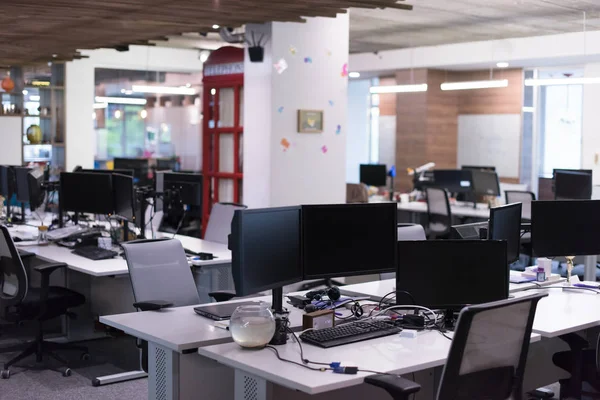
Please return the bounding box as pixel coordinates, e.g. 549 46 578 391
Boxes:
297 110 324 133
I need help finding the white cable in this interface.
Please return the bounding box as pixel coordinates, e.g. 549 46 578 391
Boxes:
371 305 440 324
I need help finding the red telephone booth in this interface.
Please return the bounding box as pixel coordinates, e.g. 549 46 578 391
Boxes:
202 47 244 236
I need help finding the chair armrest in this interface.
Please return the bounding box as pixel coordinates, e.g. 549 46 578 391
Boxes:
364 375 421 400
133 300 174 311
208 290 236 302
34 262 68 276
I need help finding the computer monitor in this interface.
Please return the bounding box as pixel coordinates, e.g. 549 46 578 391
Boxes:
112 173 135 221
60 172 114 215
531 200 600 257
431 169 473 193
27 169 45 211
0 166 13 198
80 168 135 177
162 172 202 207
159 172 203 237
156 158 178 172
230 206 303 311
113 158 150 186
554 170 592 200
471 169 500 197
302 203 397 279
359 164 387 187
489 203 522 264
396 240 509 311
462 165 496 172
14 167 32 203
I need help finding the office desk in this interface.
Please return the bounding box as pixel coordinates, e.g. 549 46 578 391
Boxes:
198 332 541 400
397 201 490 219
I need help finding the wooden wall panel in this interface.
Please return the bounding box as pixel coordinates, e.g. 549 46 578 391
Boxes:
452 69 523 115
378 76 397 117
426 69 458 170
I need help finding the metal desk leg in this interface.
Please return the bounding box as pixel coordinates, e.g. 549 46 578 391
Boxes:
92 345 147 386
235 369 271 400
584 255 598 282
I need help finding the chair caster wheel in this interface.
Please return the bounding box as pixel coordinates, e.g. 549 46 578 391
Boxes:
81 353 90 361
1 369 10 379
62 368 72 377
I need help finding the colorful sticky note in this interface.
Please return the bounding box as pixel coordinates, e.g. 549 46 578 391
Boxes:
336 125 341 135
273 58 288 74
304 57 313 64
281 138 291 151
277 106 284 113
321 145 328 154
328 100 334 106
341 63 348 77
289 46 297 55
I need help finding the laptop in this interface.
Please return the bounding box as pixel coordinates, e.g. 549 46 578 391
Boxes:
193 301 261 321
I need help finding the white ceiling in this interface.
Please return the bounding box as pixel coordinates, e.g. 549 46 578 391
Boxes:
350 0 600 53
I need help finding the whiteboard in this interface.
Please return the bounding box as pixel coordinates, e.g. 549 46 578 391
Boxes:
457 114 521 178
0 116 22 165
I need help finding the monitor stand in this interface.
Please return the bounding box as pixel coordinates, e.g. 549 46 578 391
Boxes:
443 309 458 332
10 203 26 225
269 287 289 346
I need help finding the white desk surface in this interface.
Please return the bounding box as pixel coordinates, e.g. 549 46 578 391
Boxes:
8 225 231 277
397 201 490 219
198 330 541 395
340 277 566 302
100 295 305 353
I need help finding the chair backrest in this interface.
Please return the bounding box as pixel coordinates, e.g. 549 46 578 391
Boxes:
346 183 369 203
204 203 247 244
122 238 200 307
0 225 28 309
505 191 535 220
437 293 547 400
397 224 427 241
426 187 452 235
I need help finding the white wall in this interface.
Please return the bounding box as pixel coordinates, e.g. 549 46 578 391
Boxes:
0 117 22 165
346 79 371 183
378 115 396 172
244 15 349 207
64 46 205 171
582 63 600 185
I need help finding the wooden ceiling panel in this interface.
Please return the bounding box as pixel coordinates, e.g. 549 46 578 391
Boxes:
0 0 412 65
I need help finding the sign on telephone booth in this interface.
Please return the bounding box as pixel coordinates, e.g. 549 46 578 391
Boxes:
202 47 244 236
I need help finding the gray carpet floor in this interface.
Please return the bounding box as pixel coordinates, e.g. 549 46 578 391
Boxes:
0 336 147 400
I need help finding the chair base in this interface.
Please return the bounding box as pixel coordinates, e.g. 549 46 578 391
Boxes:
0 339 89 379
559 379 600 399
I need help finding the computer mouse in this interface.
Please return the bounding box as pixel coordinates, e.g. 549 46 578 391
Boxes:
13 237 22 242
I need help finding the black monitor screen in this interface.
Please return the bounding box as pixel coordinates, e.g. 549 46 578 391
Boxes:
113 158 150 185
532 200 600 257
489 203 522 264
396 240 508 310
163 172 202 207
113 173 135 221
27 169 45 211
359 164 387 187
14 167 31 203
231 207 303 295
302 203 397 279
81 168 135 178
431 170 473 193
60 172 113 215
471 170 500 197
554 171 592 200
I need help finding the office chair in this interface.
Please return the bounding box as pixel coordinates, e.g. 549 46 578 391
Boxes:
204 202 247 244
346 183 369 203
505 191 535 221
122 238 201 373
425 187 452 239
0 225 88 379
552 333 600 398
365 293 547 400
380 224 426 280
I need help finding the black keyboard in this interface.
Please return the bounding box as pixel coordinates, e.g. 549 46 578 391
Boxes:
72 246 118 261
300 321 401 348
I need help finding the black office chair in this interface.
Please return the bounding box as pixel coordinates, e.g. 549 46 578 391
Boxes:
365 293 547 400
425 187 452 239
0 225 88 379
552 333 600 398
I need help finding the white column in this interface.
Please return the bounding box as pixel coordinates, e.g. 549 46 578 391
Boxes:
582 62 600 186
243 15 350 207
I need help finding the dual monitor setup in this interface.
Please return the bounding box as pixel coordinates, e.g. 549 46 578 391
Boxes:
552 169 592 200
424 166 501 202
229 202 511 318
0 165 47 223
